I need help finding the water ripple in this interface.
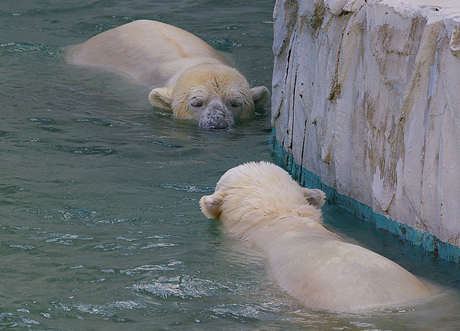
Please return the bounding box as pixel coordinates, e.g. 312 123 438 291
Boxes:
53 144 117 155
93 241 177 252
53 207 97 220
205 36 242 51
0 313 40 329
129 275 233 299
210 303 262 320
51 207 155 225
9 244 35 250
44 232 94 245
0 42 46 54
51 299 147 317
159 183 215 193
120 264 176 276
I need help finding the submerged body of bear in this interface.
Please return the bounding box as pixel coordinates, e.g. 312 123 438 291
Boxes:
68 20 269 129
200 161 433 312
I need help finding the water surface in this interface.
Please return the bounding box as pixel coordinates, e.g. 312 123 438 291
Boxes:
1 0 460 330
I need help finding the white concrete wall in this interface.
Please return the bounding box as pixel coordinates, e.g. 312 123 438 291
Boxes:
272 0 460 248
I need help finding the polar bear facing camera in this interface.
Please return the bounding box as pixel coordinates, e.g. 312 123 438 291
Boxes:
200 161 433 312
68 20 269 130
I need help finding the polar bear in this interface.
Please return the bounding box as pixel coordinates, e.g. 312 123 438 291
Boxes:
200 161 433 312
68 20 269 129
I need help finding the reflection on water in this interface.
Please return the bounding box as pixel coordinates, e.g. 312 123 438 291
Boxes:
1 0 460 330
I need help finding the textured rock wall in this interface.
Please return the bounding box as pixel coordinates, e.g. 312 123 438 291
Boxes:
272 0 460 248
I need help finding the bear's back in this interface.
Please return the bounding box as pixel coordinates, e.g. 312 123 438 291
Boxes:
68 20 228 88
262 223 433 312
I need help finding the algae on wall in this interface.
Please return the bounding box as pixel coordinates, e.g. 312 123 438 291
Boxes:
272 0 460 256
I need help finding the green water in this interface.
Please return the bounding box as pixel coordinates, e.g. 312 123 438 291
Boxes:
1 0 460 330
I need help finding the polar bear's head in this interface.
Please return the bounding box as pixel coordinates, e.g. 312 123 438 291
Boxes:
148 63 269 130
200 162 326 226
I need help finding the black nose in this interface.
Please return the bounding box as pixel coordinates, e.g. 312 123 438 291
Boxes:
199 110 235 130
206 121 228 130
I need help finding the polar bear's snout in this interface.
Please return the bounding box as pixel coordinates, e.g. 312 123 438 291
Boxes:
199 100 235 130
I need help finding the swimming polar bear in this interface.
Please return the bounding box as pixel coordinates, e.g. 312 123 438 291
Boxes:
68 20 269 129
200 161 433 312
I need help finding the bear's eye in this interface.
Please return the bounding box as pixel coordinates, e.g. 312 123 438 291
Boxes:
230 99 243 108
190 98 204 108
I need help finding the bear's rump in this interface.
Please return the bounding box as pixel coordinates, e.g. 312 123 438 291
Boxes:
263 229 432 311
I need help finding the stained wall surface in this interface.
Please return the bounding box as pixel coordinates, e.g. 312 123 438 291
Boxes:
272 0 460 255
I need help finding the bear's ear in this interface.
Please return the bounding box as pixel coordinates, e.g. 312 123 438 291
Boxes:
302 188 326 207
200 192 225 219
149 87 174 110
250 86 270 108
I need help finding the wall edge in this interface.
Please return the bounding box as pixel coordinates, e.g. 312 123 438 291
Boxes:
273 129 460 263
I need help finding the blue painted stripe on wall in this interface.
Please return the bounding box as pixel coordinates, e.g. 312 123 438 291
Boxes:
272 130 460 263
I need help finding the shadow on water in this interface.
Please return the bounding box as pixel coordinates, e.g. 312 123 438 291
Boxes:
1 0 460 330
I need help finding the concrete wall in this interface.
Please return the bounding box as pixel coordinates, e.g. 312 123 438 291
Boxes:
272 0 460 260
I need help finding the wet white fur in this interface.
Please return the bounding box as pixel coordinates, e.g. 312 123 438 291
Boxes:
68 20 269 124
200 161 433 312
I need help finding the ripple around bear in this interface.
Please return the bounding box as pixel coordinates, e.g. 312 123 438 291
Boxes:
200 161 434 312
67 20 269 130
